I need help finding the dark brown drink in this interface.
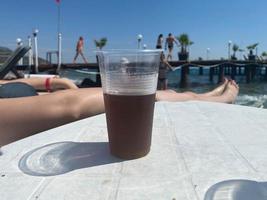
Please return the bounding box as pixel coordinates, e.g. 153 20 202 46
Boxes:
104 93 156 159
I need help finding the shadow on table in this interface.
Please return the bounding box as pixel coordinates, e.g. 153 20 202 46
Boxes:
19 141 122 176
204 179 267 200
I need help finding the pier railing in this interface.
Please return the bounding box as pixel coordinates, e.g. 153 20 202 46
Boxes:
168 60 267 87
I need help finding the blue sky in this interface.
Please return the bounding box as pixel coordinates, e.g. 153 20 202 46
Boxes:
0 0 267 62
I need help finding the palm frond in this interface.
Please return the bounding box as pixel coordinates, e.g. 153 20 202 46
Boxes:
247 43 259 50
232 44 239 52
94 37 108 49
261 51 267 57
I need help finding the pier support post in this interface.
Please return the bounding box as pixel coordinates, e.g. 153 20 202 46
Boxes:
218 64 224 83
186 65 190 75
180 65 189 88
231 65 236 80
209 67 214 82
199 67 203 75
245 65 252 83
214 66 218 75
238 66 242 75
225 65 230 75
251 64 256 81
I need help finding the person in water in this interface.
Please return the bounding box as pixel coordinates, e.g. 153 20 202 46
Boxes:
0 77 238 147
157 53 173 90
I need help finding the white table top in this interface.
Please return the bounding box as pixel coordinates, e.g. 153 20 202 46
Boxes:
1 101 267 200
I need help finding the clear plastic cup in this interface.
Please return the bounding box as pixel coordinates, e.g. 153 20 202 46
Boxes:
97 49 162 159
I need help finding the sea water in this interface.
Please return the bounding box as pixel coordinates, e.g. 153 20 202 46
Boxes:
62 68 267 109
168 68 267 109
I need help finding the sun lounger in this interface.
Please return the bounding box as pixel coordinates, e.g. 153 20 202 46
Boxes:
0 46 30 79
2 101 267 199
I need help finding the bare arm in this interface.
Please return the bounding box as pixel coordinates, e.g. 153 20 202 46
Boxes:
163 59 173 71
173 37 179 46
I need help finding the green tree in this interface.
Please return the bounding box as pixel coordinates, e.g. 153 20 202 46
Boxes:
94 38 107 50
246 43 259 55
176 33 193 54
261 51 267 57
232 44 239 59
261 51 267 60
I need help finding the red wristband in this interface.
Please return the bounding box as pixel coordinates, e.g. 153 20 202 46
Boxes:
45 78 51 92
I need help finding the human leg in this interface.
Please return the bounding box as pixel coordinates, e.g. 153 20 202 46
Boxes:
157 79 165 90
0 88 104 146
73 51 79 63
156 80 239 103
163 79 168 90
169 46 174 60
0 81 239 146
80 52 88 63
166 53 171 61
167 46 173 61
183 78 229 98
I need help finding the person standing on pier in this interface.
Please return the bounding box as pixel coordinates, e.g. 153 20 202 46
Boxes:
165 33 178 61
73 36 88 63
156 34 164 49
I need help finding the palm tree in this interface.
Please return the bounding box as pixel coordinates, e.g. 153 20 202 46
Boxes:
261 51 267 61
176 33 193 60
94 38 107 86
262 51 267 57
176 33 193 54
232 44 239 60
247 43 258 50
246 43 259 54
246 43 259 61
94 37 107 50
238 49 245 60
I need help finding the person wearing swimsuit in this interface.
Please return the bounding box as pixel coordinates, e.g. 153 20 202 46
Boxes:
157 53 173 90
165 33 178 61
156 34 164 49
73 36 88 63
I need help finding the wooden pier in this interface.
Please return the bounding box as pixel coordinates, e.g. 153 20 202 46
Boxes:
16 60 267 88
164 60 267 87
